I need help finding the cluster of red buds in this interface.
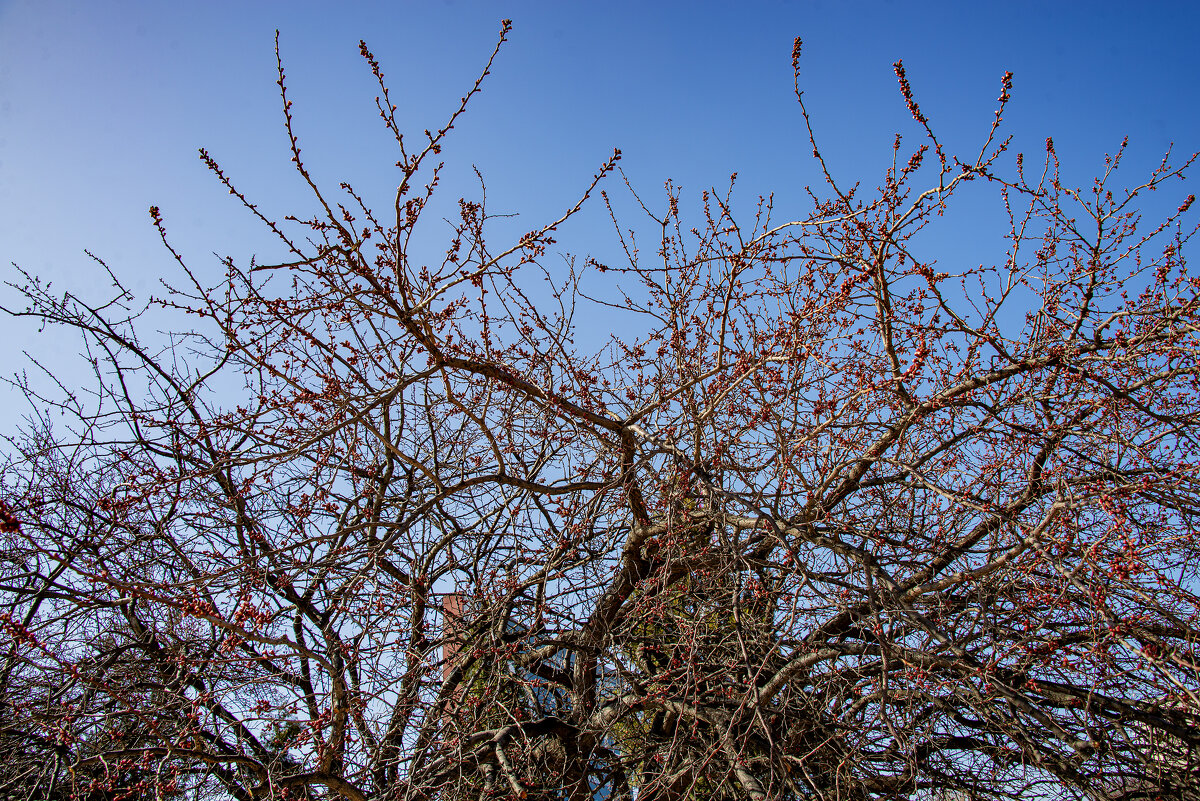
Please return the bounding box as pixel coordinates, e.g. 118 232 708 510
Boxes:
0 500 21 533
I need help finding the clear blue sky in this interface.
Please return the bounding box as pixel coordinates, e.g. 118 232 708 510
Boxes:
2 0 1198 386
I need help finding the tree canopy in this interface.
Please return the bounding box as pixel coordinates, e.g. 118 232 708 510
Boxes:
3 21 1199 801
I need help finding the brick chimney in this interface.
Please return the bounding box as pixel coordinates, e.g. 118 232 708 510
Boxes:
441 592 465 683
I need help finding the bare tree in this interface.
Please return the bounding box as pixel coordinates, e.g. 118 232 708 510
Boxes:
3 22 1199 801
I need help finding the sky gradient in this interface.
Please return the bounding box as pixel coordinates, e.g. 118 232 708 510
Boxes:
2 0 1198 395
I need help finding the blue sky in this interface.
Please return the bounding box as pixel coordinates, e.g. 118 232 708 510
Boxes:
1 0 1198 388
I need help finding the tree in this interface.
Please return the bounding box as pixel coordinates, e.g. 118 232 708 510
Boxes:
3 20 1200 801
